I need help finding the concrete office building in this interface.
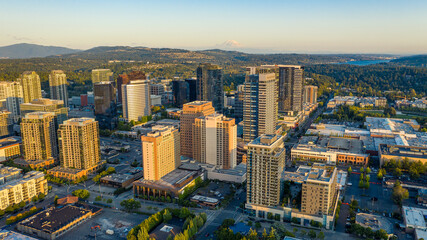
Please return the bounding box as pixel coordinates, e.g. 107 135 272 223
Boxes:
0 111 12 138
193 113 237 169
94 82 116 129
141 125 180 181
261 65 304 112
0 171 48 210
196 64 223 113
91 69 113 84
117 71 146 103
150 84 166 96
122 80 151 122
246 134 285 208
180 101 215 158
21 112 57 165
19 71 42 103
303 85 318 104
243 68 278 143
0 82 24 122
20 98 68 125
49 70 68 107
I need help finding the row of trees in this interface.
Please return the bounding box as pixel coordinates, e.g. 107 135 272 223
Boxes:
5 206 39 225
93 167 116 183
127 207 206 240
383 158 426 179
348 223 389 240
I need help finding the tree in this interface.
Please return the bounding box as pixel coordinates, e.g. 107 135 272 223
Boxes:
262 228 268 239
366 167 371 174
72 189 90 200
255 222 261 229
163 209 172 223
120 199 141 211
360 167 364 173
392 181 409 205
347 166 352 174
317 231 325 239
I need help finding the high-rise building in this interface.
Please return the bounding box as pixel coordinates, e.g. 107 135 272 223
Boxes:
172 80 189 107
180 101 215 158
300 164 338 216
141 125 180 181
57 118 101 170
303 85 318 104
185 78 197 102
0 111 11 138
193 113 237 169
0 82 23 122
246 134 285 207
21 112 58 161
117 71 146 103
93 82 116 129
243 68 278 143
150 84 165 96
49 70 68 107
196 63 223 113
20 98 68 125
234 84 245 122
122 80 151 122
91 69 113 84
19 71 42 103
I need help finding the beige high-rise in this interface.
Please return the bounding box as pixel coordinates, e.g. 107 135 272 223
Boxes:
19 71 42 103
91 69 113 84
301 164 338 216
0 82 24 122
20 98 68 125
49 70 68 107
21 112 58 161
141 125 180 181
180 101 215 158
0 110 11 137
246 134 285 207
303 85 318 104
193 113 237 169
57 118 101 170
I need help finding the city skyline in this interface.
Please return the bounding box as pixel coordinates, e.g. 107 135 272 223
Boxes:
0 0 426 54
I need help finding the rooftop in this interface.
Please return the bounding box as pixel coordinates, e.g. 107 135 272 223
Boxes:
0 136 21 149
19 206 91 234
62 117 96 126
0 171 44 191
283 164 336 184
403 206 427 229
379 144 427 159
100 173 134 183
249 134 282 147
23 111 55 119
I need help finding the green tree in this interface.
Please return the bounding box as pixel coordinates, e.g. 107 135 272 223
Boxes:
255 222 261 229
72 189 90 200
120 199 141 211
392 180 409 205
347 166 352 173
366 167 371 174
318 231 325 239
308 230 316 239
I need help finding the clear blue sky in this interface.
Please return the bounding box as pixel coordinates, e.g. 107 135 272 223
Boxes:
1 0 426 54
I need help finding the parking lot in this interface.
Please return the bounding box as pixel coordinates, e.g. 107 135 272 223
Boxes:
61 208 146 240
192 181 232 200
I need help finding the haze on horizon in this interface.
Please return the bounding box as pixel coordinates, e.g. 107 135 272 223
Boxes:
1 0 426 54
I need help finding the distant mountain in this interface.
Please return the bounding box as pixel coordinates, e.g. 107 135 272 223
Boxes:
56 46 395 65
390 55 427 67
0 43 80 59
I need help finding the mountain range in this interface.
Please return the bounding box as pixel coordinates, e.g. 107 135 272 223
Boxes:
0 43 79 59
0 43 425 67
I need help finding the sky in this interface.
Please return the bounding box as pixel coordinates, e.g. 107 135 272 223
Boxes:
0 0 426 54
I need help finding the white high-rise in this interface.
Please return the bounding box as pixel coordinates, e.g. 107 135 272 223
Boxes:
0 82 24 122
122 80 151 122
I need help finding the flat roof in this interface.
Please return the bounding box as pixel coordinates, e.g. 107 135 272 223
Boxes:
403 206 427 228
19 206 91 234
0 137 21 149
101 173 133 183
380 144 427 159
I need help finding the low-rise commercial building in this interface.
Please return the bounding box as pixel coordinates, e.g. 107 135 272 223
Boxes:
100 170 143 188
402 206 427 233
291 136 369 165
379 144 427 166
202 163 246 184
0 137 21 162
17 205 92 240
133 164 205 198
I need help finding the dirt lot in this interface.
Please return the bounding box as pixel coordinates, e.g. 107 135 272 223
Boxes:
60 208 147 240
